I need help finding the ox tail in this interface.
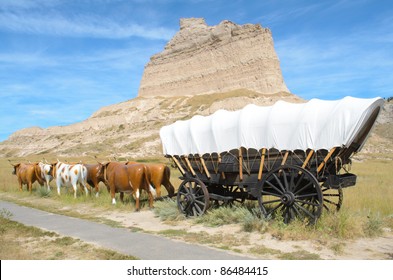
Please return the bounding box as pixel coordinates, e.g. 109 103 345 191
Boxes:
164 165 175 198
81 165 91 193
143 165 156 199
34 164 45 186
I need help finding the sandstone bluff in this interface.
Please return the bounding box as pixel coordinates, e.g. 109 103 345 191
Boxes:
138 18 289 97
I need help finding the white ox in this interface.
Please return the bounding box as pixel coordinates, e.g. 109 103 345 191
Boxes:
38 162 53 191
52 161 89 198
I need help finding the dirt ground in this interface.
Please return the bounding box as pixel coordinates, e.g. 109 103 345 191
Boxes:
97 207 393 260
1 192 392 260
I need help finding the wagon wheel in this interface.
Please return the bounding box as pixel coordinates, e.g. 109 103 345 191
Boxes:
211 185 246 208
177 177 210 217
321 184 343 212
258 165 323 224
227 185 246 206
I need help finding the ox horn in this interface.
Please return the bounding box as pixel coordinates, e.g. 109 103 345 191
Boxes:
92 155 101 163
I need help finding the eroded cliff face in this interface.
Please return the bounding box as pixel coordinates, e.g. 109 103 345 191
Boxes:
138 18 289 97
0 91 300 158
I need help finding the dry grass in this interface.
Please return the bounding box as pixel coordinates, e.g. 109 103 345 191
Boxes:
0 212 136 260
345 158 393 216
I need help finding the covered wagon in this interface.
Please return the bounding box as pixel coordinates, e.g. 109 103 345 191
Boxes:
159 96 384 223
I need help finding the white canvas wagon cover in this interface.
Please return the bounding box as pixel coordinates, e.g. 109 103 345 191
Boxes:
160 96 384 156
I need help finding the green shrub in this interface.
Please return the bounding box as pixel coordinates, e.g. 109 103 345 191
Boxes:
36 186 51 198
153 199 185 222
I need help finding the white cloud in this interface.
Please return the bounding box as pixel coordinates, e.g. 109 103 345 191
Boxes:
0 10 175 40
275 21 393 99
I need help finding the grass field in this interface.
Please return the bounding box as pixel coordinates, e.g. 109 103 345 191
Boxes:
1 154 392 239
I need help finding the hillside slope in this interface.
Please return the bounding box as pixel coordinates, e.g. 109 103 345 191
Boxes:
0 90 300 158
1 92 391 159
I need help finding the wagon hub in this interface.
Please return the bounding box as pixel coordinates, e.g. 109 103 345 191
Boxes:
185 193 196 203
281 192 295 206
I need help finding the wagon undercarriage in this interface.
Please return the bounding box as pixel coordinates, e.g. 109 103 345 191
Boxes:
172 147 355 224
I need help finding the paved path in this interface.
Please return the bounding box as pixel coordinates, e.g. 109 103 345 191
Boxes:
0 200 252 260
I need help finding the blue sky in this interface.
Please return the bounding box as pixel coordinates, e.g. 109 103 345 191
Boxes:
0 0 392 141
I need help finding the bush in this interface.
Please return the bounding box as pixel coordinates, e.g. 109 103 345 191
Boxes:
36 186 51 198
363 212 383 237
153 199 185 222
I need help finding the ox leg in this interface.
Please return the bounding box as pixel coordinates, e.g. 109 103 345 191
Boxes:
152 180 161 198
80 183 89 197
18 180 23 192
72 184 77 199
95 184 100 198
134 189 140 211
148 192 154 208
111 190 116 205
28 182 32 193
149 182 157 199
120 192 125 203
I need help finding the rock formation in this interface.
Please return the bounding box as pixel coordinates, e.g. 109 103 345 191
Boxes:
138 18 289 97
0 91 301 158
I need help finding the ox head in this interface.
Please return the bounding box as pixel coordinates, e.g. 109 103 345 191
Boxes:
49 162 59 178
10 163 20 175
95 162 109 183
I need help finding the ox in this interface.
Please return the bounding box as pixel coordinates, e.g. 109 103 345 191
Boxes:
38 162 53 191
85 163 105 197
51 161 90 198
126 161 175 198
11 162 45 193
97 162 156 211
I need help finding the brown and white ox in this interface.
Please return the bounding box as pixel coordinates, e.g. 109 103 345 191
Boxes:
85 163 105 197
126 161 175 198
51 161 90 198
38 162 53 191
97 162 156 211
11 162 45 193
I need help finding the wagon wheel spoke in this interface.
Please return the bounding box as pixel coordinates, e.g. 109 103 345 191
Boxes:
282 170 290 191
295 199 321 207
261 190 281 197
266 202 284 217
292 203 303 219
265 180 284 195
293 181 313 195
293 203 316 221
283 207 289 224
296 193 320 199
321 185 343 212
294 172 305 190
289 171 296 192
260 198 282 205
272 173 286 193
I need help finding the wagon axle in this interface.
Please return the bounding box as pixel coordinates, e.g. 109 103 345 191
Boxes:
281 192 295 206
